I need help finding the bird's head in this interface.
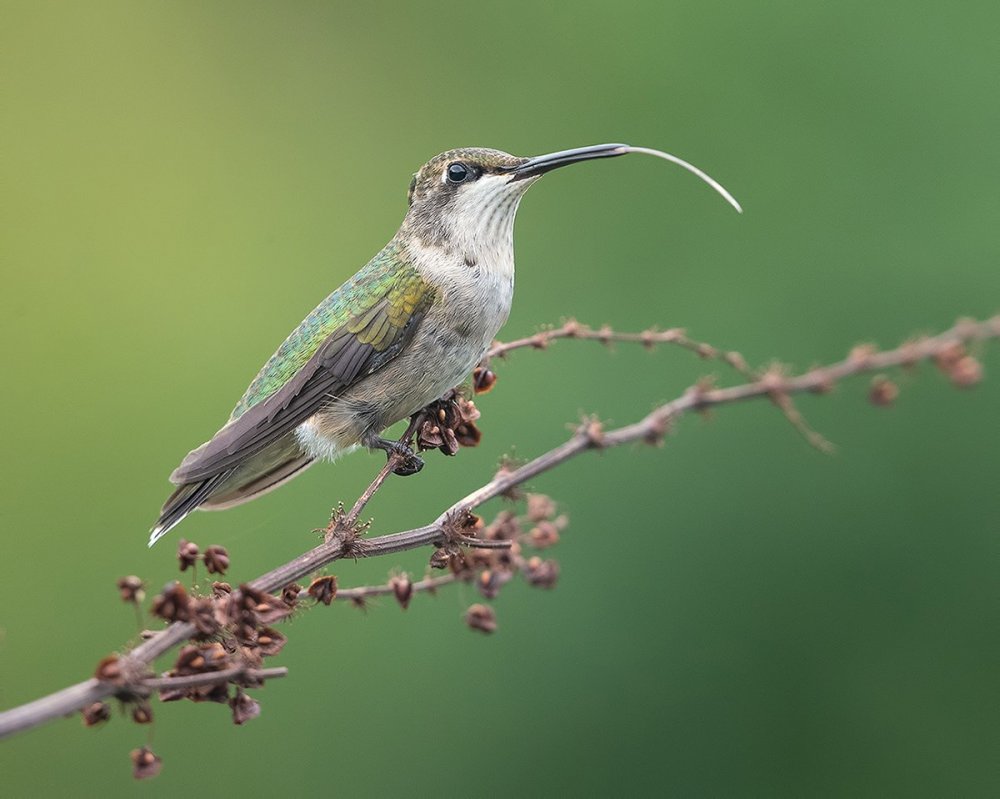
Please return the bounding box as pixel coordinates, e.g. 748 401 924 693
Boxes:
401 143 741 258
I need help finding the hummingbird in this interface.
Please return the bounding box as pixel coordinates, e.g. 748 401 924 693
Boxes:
149 143 740 546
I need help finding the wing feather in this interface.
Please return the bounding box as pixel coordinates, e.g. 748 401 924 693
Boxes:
171 275 433 484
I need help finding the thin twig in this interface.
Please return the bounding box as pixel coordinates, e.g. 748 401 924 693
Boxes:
141 667 288 692
340 459 394 535
486 319 844 450
485 318 757 379
331 573 459 602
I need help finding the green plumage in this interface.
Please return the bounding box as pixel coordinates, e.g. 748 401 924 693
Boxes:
230 239 430 420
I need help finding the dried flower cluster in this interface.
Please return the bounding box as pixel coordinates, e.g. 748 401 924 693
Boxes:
427 495 567 634
176 540 230 575
415 388 482 455
92 543 297 776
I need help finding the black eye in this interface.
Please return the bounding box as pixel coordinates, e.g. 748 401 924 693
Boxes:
446 162 471 184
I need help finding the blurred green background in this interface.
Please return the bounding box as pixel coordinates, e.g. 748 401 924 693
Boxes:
2 1 999 795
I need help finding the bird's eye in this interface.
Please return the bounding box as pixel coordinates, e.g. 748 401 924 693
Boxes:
446 162 471 184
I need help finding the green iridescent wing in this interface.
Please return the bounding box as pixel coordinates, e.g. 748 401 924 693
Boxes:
170 252 434 484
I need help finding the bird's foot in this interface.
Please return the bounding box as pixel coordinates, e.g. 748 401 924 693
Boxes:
363 433 425 477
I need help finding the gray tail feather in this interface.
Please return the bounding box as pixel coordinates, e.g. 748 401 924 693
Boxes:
200 454 314 511
148 472 232 548
147 450 316 547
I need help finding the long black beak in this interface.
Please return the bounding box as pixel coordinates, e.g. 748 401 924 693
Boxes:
505 142 743 213
505 143 630 181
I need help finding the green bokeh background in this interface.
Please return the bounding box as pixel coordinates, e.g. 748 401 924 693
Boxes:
2 2 999 795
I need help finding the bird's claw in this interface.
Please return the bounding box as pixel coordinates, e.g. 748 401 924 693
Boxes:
364 433 425 476
385 441 424 476
391 451 424 476
367 436 423 476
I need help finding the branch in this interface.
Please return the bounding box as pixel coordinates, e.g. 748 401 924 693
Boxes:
484 318 757 378
0 314 996 743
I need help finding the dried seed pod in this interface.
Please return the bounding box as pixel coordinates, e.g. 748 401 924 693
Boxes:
869 375 899 407
151 581 191 623
255 627 287 657
281 583 302 607
465 603 497 634
230 688 261 726
477 568 513 600
454 421 482 447
81 701 111 727
174 642 229 675
253 593 294 624
177 539 200 572
472 366 497 394
526 494 556 522
94 654 123 683
429 547 452 570
486 510 522 541
212 581 232 598
949 355 983 388
390 574 413 610
523 557 560 589
529 520 561 549
203 545 230 575
116 576 145 604
130 746 162 780
190 596 221 637
307 575 338 605
131 701 153 725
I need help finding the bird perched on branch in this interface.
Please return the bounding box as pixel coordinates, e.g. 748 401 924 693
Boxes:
149 143 740 546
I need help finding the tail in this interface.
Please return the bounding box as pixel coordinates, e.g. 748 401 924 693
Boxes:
148 443 315 547
148 472 232 547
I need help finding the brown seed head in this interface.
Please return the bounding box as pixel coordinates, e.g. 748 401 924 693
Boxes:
130 746 162 780
230 688 261 726
175 642 229 675
81 701 111 727
526 493 557 522
390 574 413 610
949 355 983 388
477 568 513 600
465 603 498 634
523 557 560 589
212 581 232 598
472 366 497 394
486 510 522 541
116 576 145 604
308 575 338 605
255 626 287 657
253 593 294 624
94 654 123 683
177 539 200 571
529 520 562 549
190 596 221 637
869 375 899 407
203 545 230 575
454 420 482 448
151 581 191 623
131 700 153 725
281 583 302 606
429 547 452 570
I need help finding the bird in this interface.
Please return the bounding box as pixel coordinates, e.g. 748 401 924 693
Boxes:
148 143 741 546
